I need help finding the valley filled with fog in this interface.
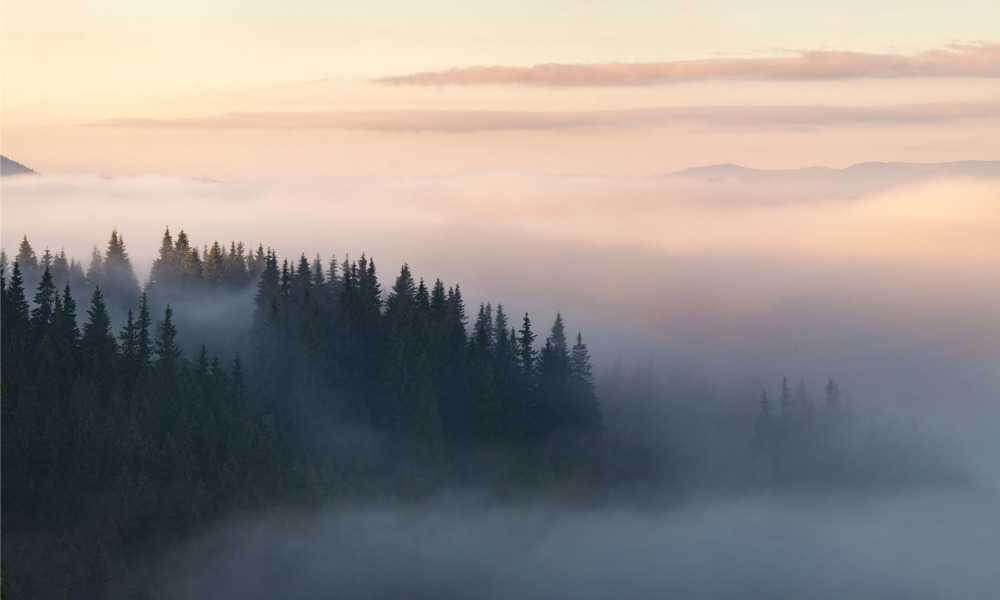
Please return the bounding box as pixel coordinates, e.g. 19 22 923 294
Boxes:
3 161 999 599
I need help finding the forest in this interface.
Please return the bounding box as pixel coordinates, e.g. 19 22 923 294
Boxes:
1 229 964 599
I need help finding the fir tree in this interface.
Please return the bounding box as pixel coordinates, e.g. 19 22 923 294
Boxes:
203 241 225 285
16 235 39 280
154 305 181 367
80 287 118 399
86 244 104 286
517 312 538 384
30 266 57 336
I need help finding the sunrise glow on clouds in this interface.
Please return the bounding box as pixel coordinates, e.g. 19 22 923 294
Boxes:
2 0 999 407
2 0 999 176
376 43 1000 86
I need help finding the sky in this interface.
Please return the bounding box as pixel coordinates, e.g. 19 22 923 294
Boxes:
2 0 998 176
1 0 998 408
3 5 1000 595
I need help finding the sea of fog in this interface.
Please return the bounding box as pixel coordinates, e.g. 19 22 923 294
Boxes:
4 166 1000 598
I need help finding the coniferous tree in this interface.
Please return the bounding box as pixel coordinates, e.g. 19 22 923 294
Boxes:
569 331 601 427
16 235 39 284
80 287 118 400
30 266 57 337
493 304 525 443
3 262 33 399
203 241 225 285
252 249 280 325
68 258 87 291
154 305 181 368
384 263 416 327
119 310 139 373
59 284 81 350
517 312 538 385
822 379 842 427
51 248 70 287
43 284 80 403
40 247 53 272
86 244 104 286
136 293 153 372
753 391 774 456
778 377 792 420
150 226 176 289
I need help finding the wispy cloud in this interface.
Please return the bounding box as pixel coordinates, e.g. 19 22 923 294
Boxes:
376 43 1000 86
94 102 998 133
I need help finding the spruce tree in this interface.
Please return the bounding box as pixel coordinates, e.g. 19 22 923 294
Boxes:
86 244 104 286
150 226 176 289
16 235 39 281
30 266 57 336
80 287 118 399
569 332 600 424
51 248 70 286
136 293 153 371
203 241 225 285
154 305 181 367
517 312 538 384
6 262 31 339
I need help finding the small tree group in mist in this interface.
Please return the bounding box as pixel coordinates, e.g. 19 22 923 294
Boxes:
148 226 267 293
752 377 847 484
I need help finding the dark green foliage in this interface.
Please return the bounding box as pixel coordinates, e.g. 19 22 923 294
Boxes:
30 266 56 337
1 229 608 598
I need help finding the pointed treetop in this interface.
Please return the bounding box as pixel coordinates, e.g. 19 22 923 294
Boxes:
549 311 567 352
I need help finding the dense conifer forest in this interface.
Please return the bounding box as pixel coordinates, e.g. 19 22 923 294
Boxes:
1 230 963 599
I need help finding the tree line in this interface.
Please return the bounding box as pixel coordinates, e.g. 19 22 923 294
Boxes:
1 229 603 599
3 228 959 599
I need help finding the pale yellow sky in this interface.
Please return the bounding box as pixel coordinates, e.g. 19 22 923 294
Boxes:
2 0 998 175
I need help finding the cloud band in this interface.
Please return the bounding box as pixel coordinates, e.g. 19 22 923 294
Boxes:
95 102 998 133
375 43 1000 86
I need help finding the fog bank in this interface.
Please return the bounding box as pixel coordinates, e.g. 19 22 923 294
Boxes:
149 489 1000 600
3 166 997 405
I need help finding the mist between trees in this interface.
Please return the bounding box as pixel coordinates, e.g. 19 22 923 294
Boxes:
0 228 978 599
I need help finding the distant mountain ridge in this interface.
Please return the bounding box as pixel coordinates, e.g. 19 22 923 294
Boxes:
661 160 999 200
1 155 38 177
671 160 998 179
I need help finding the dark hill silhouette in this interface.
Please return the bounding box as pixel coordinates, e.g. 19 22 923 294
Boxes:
1 155 38 177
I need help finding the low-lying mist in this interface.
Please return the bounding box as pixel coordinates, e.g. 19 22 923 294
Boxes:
3 163 999 598
4 166 997 402
147 489 1000 600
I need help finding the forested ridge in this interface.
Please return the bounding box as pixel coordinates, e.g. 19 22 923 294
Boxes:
1 229 603 598
1 229 962 599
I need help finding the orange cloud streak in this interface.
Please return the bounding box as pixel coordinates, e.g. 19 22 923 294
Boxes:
94 102 998 132
376 43 1000 86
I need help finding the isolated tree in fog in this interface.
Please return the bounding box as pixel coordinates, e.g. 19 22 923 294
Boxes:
753 391 774 455
86 244 104 285
823 379 841 420
16 235 38 279
100 228 142 311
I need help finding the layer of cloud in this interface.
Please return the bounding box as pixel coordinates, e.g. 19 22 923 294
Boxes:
94 101 998 133
3 168 999 408
377 43 1000 86
151 491 1000 600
